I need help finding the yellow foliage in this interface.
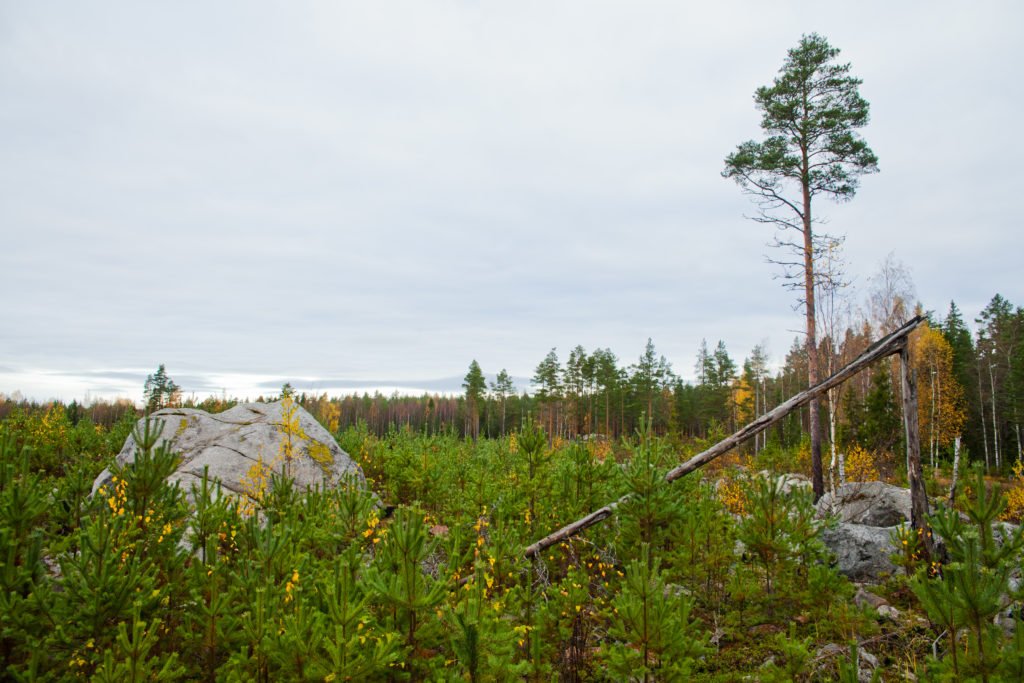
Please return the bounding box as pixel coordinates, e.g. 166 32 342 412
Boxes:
718 478 746 515
789 439 811 474
717 471 747 515
239 447 272 515
358 432 378 459
844 444 880 482
1002 459 1024 523
586 438 612 463
238 396 317 514
733 377 755 427
889 524 926 574
278 396 305 477
719 479 745 515
910 323 966 450
103 475 129 518
317 400 340 434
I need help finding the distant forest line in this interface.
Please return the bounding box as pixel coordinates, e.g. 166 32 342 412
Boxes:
2 293 1022 474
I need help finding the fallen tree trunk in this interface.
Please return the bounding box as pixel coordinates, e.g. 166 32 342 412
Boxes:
524 315 926 559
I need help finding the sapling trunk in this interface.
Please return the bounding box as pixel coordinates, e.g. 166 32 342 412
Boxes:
948 436 961 506
978 361 990 471
828 386 839 496
990 363 1000 470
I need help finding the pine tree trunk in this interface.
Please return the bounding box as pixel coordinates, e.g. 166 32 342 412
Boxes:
605 390 610 438
803 199 824 501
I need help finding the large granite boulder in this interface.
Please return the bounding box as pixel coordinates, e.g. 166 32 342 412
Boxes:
820 522 899 581
815 481 913 581
817 481 912 527
91 401 365 507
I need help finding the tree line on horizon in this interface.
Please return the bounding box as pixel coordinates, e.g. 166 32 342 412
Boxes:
452 291 1023 478
2 290 1021 475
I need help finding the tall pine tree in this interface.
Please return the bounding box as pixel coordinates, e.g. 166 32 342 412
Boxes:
724 34 878 500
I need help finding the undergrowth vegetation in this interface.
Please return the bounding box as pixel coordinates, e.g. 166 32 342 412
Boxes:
1 406 1023 681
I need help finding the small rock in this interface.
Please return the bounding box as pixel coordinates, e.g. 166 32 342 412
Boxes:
816 643 844 658
815 642 879 683
997 613 1018 637
877 604 900 620
853 587 890 609
663 583 691 599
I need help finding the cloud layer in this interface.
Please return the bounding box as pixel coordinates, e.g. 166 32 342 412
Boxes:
2 1 1022 403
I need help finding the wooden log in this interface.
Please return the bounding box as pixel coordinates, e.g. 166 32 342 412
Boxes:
523 315 926 559
900 343 934 562
522 498 624 558
665 315 926 483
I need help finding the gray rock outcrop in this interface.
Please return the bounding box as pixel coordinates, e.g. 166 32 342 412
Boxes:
817 481 912 527
813 481 918 581
91 401 365 507
820 522 899 581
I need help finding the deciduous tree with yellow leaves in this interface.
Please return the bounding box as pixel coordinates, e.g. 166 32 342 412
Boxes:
911 323 966 470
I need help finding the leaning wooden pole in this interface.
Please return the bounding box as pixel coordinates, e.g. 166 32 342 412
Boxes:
524 315 926 559
900 342 934 562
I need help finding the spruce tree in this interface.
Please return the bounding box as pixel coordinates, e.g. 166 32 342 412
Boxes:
143 364 180 413
463 360 487 441
860 365 902 457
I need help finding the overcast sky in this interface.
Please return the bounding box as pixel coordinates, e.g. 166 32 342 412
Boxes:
2 1 1022 404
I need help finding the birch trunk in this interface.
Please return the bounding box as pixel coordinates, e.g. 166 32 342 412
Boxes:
990 363 1000 470
979 362 990 472
948 436 962 506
